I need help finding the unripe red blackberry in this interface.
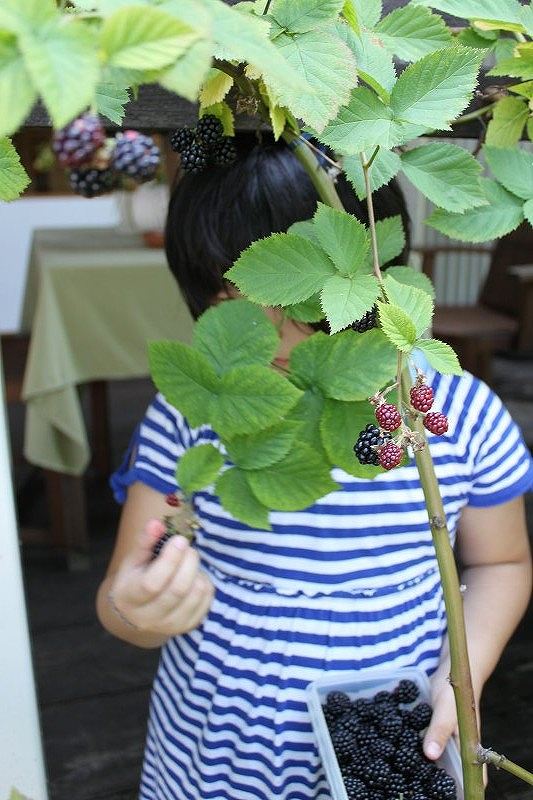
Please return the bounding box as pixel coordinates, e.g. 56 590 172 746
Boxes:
375 402 402 431
52 112 105 168
378 441 404 470
170 127 195 153
410 383 434 412
423 411 448 435
351 306 377 332
69 166 115 197
112 130 160 181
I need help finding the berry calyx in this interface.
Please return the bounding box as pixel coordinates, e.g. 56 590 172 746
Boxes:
423 412 448 435
378 441 404 470
375 402 402 432
410 383 434 413
112 130 160 181
352 306 377 333
353 424 392 466
52 112 105 168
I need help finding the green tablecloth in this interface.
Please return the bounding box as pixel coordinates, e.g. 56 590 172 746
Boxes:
21 228 193 475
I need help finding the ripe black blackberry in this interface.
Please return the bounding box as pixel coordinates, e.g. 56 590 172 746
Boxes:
428 770 457 800
180 142 208 173
52 112 105 168
212 136 237 166
400 726 423 751
394 745 423 775
353 697 373 720
325 691 352 718
151 530 173 559
408 702 433 731
343 776 369 800
377 712 403 741
369 699 397 723
394 678 420 705
112 131 160 181
351 306 377 332
196 114 225 145
170 127 195 153
370 737 395 760
69 167 115 197
356 724 378 748
331 728 357 762
353 423 392 466
387 772 408 796
363 759 391 790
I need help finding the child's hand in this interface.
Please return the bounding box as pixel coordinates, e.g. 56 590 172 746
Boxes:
108 519 215 638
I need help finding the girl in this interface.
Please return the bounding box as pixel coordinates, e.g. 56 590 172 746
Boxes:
96 138 532 800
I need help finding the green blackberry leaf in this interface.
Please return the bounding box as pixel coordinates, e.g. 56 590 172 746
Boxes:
383 275 433 338
0 33 37 138
412 0 526 30
362 215 405 269
343 148 401 200
375 5 452 62
0 0 56 35
285 295 325 324
377 302 417 353
225 421 300 470
321 273 380 333
95 81 130 125
226 234 336 306
414 338 462 376
149 340 219 428
522 198 533 226
287 218 319 244
0 137 30 201
212 365 302 438
345 0 382 28
485 97 529 147
176 444 225 492
400 142 486 213
313 203 370 276
199 67 233 106
384 266 435 299
193 299 279 376
270 0 345 34
321 399 382 478
157 0 213 101
426 178 524 243
484 146 533 200
215 467 272 530
247 443 338 511
286 389 326 456
336 22 396 98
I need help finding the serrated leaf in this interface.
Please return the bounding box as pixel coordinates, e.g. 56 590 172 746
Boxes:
193 299 279 376
273 28 356 131
523 198 533 225
211 365 302 438
400 142 486 213
457 28 494 49
342 1 360 33
286 388 326 454
215 467 272 530
376 5 452 62
343 148 401 200
285 295 325 323
199 100 234 135
412 0 525 28
19 20 99 129
385 266 435 299
321 399 382 477
148 340 219 428
95 81 130 125
0 137 30 201
159 39 213 102
270 0 345 33
336 22 395 98
321 274 380 333
348 0 382 28
225 421 299 470
289 329 397 400
319 86 425 154
390 46 483 130
414 338 462 375
426 177 524 243
177 443 225 492
383 275 433 337
0 0 56 35
484 145 533 200
509 80 533 99
101 6 198 69
377 302 417 352
199 68 233 106
365 215 405 268
226 233 337 306
313 203 370 276
247 443 338 511
485 97 529 147
488 47 533 81
287 218 319 243
0 33 37 138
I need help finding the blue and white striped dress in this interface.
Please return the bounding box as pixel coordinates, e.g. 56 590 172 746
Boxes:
112 366 533 800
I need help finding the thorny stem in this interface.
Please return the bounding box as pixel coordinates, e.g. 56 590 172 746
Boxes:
476 747 533 785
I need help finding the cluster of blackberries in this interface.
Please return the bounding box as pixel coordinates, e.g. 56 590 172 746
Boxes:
322 681 457 800
170 115 236 173
410 380 449 435
52 113 161 197
351 306 377 333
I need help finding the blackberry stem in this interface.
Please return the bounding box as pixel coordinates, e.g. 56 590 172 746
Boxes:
360 151 384 286
476 746 533 785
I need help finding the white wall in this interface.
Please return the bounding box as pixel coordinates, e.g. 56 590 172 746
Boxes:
0 196 120 333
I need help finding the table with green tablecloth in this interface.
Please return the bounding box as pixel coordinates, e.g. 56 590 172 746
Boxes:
20 227 193 563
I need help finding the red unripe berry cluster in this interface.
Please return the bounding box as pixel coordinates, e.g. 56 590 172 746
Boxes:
423 412 449 435
409 383 434 412
375 402 402 432
378 441 404 470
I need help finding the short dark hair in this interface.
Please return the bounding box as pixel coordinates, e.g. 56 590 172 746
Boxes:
165 134 410 320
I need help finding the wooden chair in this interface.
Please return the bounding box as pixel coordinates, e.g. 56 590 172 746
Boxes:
415 224 533 385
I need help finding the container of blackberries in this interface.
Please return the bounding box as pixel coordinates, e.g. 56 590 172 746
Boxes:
306 667 463 800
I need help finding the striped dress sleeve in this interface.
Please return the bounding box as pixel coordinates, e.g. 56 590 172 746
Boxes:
466 378 533 507
110 393 192 503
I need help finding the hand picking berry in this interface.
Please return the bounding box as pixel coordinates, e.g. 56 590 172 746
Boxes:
112 131 160 181
353 424 392 466
423 412 448 435
375 402 402 432
378 441 404 470
410 383 434 412
52 112 105 168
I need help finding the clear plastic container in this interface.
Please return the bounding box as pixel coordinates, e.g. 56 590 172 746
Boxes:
306 666 464 800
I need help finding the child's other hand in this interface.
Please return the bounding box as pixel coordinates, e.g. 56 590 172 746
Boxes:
109 518 215 638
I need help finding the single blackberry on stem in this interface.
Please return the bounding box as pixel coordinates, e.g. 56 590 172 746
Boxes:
52 112 105 168
352 306 377 332
394 678 420 705
180 142 209 173
212 136 237 166
408 702 433 731
112 130 160 181
353 424 392 466
378 440 404 470
375 402 402 431
410 382 434 412
69 166 115 197
423 411 449 435
196 113 224 145
170 127 195 153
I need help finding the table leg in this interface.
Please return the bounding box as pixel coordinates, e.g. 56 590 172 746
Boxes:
45 469 91 570
89 380 112 477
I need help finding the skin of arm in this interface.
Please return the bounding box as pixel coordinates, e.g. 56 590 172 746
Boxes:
96 482 215 649
423 495 532 761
